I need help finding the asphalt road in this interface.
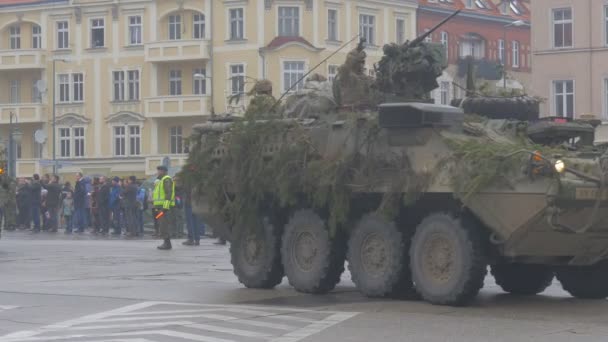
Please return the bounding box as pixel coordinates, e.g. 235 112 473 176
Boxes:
1 231 608 342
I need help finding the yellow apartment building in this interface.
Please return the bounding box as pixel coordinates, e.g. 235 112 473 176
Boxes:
0 0 418 178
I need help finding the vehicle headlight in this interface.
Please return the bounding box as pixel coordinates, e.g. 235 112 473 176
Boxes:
554 160 566 173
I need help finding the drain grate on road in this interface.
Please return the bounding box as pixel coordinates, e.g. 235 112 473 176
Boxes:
0 301 358 342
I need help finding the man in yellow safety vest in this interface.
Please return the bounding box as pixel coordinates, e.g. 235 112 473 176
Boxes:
152 165 175 250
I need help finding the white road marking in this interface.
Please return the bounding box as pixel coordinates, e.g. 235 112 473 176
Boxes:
0 306 18 311
0 301 360 342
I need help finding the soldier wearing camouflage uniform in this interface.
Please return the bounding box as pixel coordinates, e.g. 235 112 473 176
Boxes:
0 175 17 234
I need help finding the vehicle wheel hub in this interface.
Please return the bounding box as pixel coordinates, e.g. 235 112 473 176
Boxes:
423 234 454 283
244 234 263 266
293 231 317 272
361 233 388 277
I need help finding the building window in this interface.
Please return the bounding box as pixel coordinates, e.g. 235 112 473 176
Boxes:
278 6 299 37
169 15 182 40
113 125 141 157
440 31 448 58
59 128 71 157
328 65 338 82
169 70 182 96
32 25 41 49
229 8 244 40
465 0 473 8
58 74 70 103
283 61 305 92
512 40 519 67
359 14 375 46
32 80 41 103
114 126 126 156
9 80 20 104
74 127 85 157
59 127 85 158
170 126 184 154
113 71 125 101
500 1 509 14
193 68 206 95
57 21 69 49
90 18 105 48
553 8 573 48
459 35 485 59
58 73 84 103
128 70 140 101
230 64 245 95
114 70 140 101
498 39 505 63
328 9 338 41
73 73 84 102
129 126 141 156
128 16 142 45
396 19 405 44
604 79 608 118
554 80 574 118
193 14 205 39
424 29 432 43
605 6 608 46
9 26 21 49
440 81 450 105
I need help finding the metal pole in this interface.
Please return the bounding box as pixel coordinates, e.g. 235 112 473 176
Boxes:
8 113 14 178
503 26 508 89
52 59 56 174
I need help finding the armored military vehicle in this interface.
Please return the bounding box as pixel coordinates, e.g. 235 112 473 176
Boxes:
185 11 608 306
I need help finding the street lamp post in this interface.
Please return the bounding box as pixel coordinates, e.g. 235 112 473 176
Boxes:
8 112 23 179
52 58 69 174
503 20 526 89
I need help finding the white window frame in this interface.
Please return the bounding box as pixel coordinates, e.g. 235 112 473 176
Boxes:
359 14 376 46
58 126 86 158
282 60 307 93
229 63 245 96
604 78 608 119
112 124 142 157
440 81 450 105
9 80 20 104
396 18 406 44
512 40 520 68
128 70 140 101
498 39 505 64
57 73 84 104
56 20 69 50
552 7 573 49
277 6 300 37
169 69 182 96
193 13 206 39
193 68 207 95
328 65 338 83
327 8 338 41
168 14 182 40
128 15 143 46
553 80 575 118
169 125 185 154
604 6 608 46
113 71 125 102
32 25 41 49
9 25 21 49
32 79 41 103
228 7 245 40
90 18 105 48
440 31 448 59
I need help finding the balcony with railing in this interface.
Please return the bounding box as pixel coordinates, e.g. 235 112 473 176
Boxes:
144 95 210 118
0 49 46 70
145 40 211 63
0 103 45 123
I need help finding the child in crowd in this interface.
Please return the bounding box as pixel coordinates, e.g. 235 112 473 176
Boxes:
63 192 74 234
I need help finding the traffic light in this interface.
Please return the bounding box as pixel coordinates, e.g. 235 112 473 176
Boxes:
0 161 6 175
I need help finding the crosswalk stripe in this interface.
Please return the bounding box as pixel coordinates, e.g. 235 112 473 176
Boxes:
113 309 220 316
0 330 235 342
0 306 18 311
186 323 271 338
64 321 194 331
221 309 316 323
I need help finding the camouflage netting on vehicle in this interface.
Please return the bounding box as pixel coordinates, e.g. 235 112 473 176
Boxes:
182 115 433 237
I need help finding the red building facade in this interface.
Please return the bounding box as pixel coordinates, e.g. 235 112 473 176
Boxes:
417 0 531 104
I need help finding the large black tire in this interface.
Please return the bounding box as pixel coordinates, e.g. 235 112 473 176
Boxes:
347 214 414 298
281 210 346 294
230 217 284 289
491 264 554 295
410 213 487 306
556 261 608 299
